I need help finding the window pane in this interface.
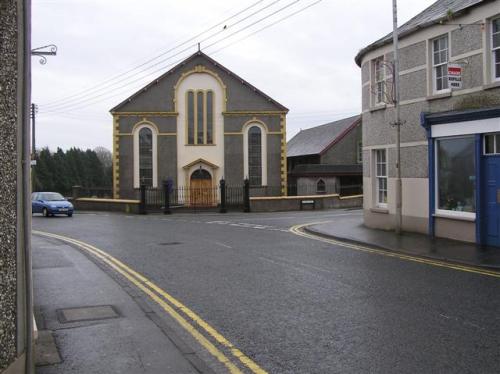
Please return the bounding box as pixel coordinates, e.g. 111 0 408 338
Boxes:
248 126 262 186
485 134 495 154
197 91 204 144
317 179 326 193
493 33 500 49
494 19 500 33
437 137 475 213
495 51 500 78
206 91 213 144
495 135 500 154
187 92 194 144
139 128 153 186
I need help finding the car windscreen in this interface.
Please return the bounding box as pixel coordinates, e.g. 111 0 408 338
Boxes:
38 192 65 201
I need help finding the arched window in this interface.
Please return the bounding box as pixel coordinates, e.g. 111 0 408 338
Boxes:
134 123 157 188
139 128 153 186
248 126 262 186
317 179 326 194
186 90 214 145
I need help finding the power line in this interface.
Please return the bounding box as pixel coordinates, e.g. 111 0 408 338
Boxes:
39 0 273 108
208 0 322 54
39 0 309 114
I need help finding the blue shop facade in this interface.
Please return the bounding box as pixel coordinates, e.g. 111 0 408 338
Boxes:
422 107 500 247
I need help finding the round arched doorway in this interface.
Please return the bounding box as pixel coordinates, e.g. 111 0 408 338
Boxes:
190 169 214 206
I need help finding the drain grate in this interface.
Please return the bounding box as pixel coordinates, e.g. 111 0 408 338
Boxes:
158 242 181 246
57 305 120 323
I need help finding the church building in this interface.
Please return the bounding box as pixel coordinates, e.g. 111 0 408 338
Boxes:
110 51 288 203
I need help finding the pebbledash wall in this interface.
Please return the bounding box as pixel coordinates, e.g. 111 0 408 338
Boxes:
0 0 30 372
111 52 288 200
357 2 500 244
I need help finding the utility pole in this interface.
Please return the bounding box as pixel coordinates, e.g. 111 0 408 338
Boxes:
392 0 402 234
31 103 37 159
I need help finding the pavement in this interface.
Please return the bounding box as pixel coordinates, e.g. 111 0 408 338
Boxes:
306 214 500 270
32 234 208 374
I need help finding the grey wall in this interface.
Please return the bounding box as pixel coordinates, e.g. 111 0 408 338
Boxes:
114 54 286 113
320 124 362 165
224 135 244 185
118 137 134 199
250 195 362 212
0 0 23 371
267 135 283 187
297 177 338 195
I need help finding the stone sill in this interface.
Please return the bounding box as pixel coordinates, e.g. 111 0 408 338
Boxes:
370 207 389 214
433 213 475 222
483 81 500 90
369 104 387 113
426 91 452 101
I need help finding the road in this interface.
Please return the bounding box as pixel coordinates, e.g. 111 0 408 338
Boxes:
32 209 500 374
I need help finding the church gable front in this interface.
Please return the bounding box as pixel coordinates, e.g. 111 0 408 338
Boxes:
111 52 288 201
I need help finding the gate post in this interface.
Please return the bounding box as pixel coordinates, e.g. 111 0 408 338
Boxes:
244 178 250 213
163 180 171 215
139 183 147 215
219 178 227 213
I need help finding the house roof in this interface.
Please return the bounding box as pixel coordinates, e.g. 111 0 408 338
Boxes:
286 115 361 158
290 164 362 177
355 0 489 66
110 51 288 112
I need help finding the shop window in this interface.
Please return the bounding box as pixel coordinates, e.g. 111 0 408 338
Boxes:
374 149 387 207
436 136 475 216
432 35 449 92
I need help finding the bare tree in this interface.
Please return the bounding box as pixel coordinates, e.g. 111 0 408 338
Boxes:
94 146 112 168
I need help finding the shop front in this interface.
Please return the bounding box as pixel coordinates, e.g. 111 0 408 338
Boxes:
422 107 500 246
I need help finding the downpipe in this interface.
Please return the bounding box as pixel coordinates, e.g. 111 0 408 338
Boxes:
22 0 34 372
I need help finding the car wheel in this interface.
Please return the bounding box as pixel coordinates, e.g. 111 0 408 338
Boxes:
42 208 49 217
67 213 73 217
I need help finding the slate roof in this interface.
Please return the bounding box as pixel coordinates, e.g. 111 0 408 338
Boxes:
286 115 361 158
111 51 288 112
289 164 362 176
355 0 489 66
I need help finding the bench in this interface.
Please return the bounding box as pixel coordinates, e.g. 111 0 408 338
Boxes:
300 199 315 210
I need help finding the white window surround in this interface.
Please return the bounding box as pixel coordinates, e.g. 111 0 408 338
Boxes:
133 123 158 189
357 141 363 163
374 149 388 208
432 34 450 94
434 135 476 220
243 122 267 186
492 17 500 82
374 56 385 104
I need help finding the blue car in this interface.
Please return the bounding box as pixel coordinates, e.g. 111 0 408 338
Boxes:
32 192 74 217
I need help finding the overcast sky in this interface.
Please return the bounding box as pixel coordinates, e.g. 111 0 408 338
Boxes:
32 0 435 151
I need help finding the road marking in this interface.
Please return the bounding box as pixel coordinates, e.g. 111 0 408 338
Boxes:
289 223 500 279
214 241 233 249
33 230 267 374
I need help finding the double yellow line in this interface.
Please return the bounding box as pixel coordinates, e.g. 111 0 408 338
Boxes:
290 223 500 279
33 230 267 374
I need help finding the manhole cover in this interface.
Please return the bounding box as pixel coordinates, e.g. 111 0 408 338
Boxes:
57 305 119 323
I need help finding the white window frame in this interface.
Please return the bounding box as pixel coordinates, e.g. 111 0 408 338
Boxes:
357 141 363 164
492 17 500 82
243 122 267 186
374 149 388 208
373 56 385 104
434 136 476 220
483 133 500 155
133 123 158 189
432 35 450 93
